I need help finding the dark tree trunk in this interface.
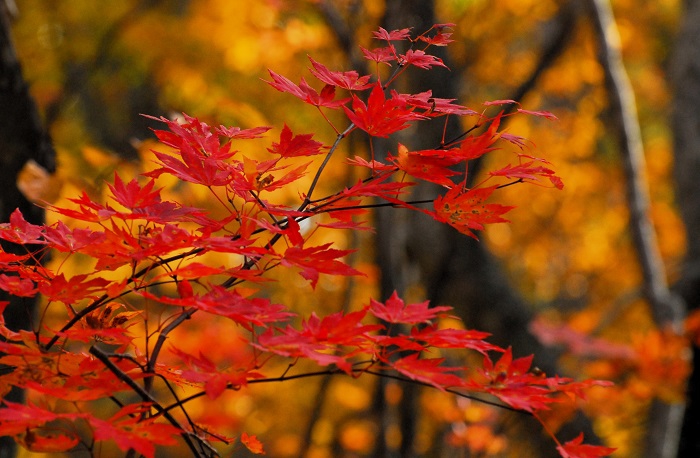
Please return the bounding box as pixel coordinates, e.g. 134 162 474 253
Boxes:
0 4 56 457
369 1 599 456
670 1 700 456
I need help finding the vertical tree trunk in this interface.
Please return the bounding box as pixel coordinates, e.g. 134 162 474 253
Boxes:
372 1 599 456
670 1 700 456
587 1 686 456
0 3 56 457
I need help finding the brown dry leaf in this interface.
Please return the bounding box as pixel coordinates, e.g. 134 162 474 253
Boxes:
16 159 62 204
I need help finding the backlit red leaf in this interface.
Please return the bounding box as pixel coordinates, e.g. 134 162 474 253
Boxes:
241 432 266 455
89 404 180 458
108 174 161 209
373 27 412 41
434 185 514 239
280 243 363 289
308 57 373 91
370 291 452 324
0 209 47 245
400 49 447 70
557 433 616 458
361 46 396 65
343 83 425 137
268 124 326 157
390 143 462 187
266 70 348 109
390 354 465 390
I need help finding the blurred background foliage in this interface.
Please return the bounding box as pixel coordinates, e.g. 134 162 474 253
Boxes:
6 0 689 456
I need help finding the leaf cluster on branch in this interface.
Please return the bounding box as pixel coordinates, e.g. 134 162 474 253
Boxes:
0 24 612 457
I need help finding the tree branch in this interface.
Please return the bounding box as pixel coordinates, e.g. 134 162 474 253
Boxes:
89 345 212 458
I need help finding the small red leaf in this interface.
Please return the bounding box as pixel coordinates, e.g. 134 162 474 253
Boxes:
266 70 348 109
373 27 412 41
557 433 616 458
433 185 514 239
400 49 447 70
308 57 373 91
370 291 452 324
241 432 265 454
268 124 326 157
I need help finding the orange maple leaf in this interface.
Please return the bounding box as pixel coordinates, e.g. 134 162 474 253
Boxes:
241 432 265 455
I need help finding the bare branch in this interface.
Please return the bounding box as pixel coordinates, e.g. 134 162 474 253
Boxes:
89 345 212 457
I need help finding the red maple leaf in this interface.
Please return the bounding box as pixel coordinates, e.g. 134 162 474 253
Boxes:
457 113 502 160
169 347 263 399
241 432 266 455
301 308 381 347
254 322 346 373
361 46 396 65
389 143 462 187
19 430 80 453
215 125 272 139
517 107 558 120
373 27 412 41
56 356 145 401
369 291 452 324
308 57 373 91
146 147 232 187
416 25 455 46
392 90 476 117
0 302 21 340
468 348 559 412
254 308 380 373
141 287 294 331
266 70 348 108
345 155 395 172
343 83 425 137
89 404 180 458
0 401 65 436
557 433 616 458
267 124 326 157
399 49 447 70
0 274 39 297
0 403 81 452
0 209 47 245
280 243 363 289
410 325 502 355
50 191 115 223
108 174 161 209
483 99 518 106
433 185 514 239
342 174 414 201
39 273 110 303
43 221 105 253
490 160 564 189
390 354 465 390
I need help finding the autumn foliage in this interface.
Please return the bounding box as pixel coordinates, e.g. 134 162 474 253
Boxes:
0 24 614 457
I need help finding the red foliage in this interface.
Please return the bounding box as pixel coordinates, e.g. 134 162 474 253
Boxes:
434 185 515 239
0 24 613 458
557 433 617 458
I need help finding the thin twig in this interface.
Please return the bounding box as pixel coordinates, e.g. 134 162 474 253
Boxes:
89 345 213 457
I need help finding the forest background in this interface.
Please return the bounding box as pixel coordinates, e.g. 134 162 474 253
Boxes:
1 0 699 457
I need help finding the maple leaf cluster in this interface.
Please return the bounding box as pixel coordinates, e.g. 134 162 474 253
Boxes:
0 24 611 458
